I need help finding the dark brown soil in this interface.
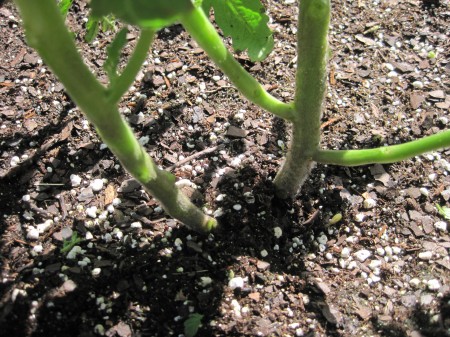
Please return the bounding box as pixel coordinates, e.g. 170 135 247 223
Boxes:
1 1 449 336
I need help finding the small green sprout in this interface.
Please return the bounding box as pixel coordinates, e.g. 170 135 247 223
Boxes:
436 204 450 220
61 232 83 253
363 25 380 35
329 213 343 225
427 50 437 59
184 313 203 337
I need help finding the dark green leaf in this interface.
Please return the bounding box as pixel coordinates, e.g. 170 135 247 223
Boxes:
184 313 203 337
58 0 74 18
91 0 193 30
203 0 274 61
104 28 128 84
85 15 100 43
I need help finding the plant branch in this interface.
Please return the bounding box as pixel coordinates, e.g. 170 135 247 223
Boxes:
180 6 295 121
107 29 155 104
14 0 217 233
314 130 450 166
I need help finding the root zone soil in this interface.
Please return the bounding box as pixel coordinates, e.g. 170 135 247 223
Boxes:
0 1 449 336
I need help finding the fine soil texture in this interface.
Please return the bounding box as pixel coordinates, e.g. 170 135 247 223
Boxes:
0 0 449 336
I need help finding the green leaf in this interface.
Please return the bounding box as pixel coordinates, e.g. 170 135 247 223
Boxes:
203 0 274 61
58 0 74 18
101 15 116 33
90 0 193 30
436 204 450 220
184 313 203 337
85 15 100 43
61 232 82 253
104 28 128 84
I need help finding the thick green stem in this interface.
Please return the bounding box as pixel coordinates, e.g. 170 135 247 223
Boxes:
273 0 330 198
14 0 216 233
180 6 295 120
108 29 155 104
314 130 450 166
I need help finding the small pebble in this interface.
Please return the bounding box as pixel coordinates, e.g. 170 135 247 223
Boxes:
86 206 98 218
27 227 40 240
427 279 441 291
89 179 104 192
66 246 83 259
363 198 377 209
412 80 424 89
418 251 433 260
228 276 245 289
341 247 351 258
33 244 43 254
112 198 121 206
355 249 371 262
70 174 82 187
419 187 429 197
233 204 242 211
37 219 53 233
377 247 386 256
317 234 327 245
91 268 101 277
369 259 382 270
10 156 20 167
231 299 241 317
409 278 421 287
274 227 283 238
260 249 268 257
347 261 358 270
392 246 402 255
233 112 244 121
213 208 224 217
434 221 447 231
354 213 365 222
385 63 394 71
130 222 142 229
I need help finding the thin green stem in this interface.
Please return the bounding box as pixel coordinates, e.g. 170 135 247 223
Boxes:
14 0 217 233
314 130 450 166
108 29 155 104
180 6 294 120
273 0 330 198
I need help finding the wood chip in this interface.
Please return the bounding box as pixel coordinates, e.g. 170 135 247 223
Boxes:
355 34 376 46
410 93 425 109
248 292 261 302
370 164 391 186
355 305 372 320
428 90 445 99
226 125 248 138
104 184 116 205
256 260 270 271
393 62 414 73
317 301 343 325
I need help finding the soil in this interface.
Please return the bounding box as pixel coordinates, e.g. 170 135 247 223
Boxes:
1 0 449 336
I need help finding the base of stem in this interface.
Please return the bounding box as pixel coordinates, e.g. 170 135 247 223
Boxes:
273 159 314 199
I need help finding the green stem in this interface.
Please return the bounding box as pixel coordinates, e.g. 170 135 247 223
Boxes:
180 6 294 120
14 0 217 233
314 130 450 166
273 0 330 198
108 29 154 104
